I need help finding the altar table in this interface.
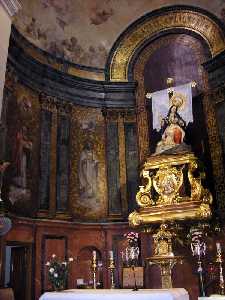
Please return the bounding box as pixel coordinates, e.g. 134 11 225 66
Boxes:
39 288 189 300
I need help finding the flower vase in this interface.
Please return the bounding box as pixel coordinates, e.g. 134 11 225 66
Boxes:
52 281 65 292
125 244 140 267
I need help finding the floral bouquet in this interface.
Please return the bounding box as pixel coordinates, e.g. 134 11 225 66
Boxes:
123 232 139 266
46 254 74 291
124 232 139 246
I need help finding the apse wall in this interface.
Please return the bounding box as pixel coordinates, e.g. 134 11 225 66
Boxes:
2 6 225 300
2 27 139 222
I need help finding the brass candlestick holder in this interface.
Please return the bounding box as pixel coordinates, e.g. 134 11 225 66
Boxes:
108 256 115 289
92 253 97 289
216 243 224 295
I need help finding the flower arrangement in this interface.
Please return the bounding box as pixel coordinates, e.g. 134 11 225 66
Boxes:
124 231 139 246
46 254 74 291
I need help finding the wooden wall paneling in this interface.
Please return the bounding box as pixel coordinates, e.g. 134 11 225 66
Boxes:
41 235 68 293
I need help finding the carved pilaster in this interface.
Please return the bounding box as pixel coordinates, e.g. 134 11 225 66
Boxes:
203 91 225 218
103 108 136 219
56 101 72 220
39 94 73 219
38 94 57 217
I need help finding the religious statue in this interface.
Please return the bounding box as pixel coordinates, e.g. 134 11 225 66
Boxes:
154 93 191 155
129 81 212 225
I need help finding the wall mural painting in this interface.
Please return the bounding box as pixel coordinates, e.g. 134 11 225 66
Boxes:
4 82 40 216
14 0 225 68
70 107 107 221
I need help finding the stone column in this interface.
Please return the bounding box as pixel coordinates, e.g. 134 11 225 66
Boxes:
0 0 21 120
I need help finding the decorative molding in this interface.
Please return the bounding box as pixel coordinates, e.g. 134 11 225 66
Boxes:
0 0 21 17
108 6 225 81
7 40 136 108
10 26 105 81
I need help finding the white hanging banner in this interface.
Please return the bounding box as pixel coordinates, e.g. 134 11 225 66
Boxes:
151 82 193 131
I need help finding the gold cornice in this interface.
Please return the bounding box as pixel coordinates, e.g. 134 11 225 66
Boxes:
110 10 225 81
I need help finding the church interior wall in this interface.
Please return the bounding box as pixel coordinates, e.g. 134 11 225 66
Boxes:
1 4 225 300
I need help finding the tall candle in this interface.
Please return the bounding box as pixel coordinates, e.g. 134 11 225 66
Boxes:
93 250 96 259
216 242 221 254
109 250 113 260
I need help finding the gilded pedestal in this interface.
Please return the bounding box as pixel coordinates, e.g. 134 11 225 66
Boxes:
128 152 212 288
129 152 212 227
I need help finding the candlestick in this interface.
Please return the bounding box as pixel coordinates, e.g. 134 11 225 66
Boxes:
216 242 221 254
108 253 115 289
216 243 224 295
191 240 206 297
92 251 97 289
109 250 113 260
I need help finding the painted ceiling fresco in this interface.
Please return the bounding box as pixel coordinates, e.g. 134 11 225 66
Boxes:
13 0 225 68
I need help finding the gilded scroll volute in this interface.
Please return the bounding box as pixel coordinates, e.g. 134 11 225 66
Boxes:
136 170 153 207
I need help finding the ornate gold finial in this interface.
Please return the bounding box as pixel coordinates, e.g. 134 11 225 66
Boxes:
167 78 174 87
153 223 174 257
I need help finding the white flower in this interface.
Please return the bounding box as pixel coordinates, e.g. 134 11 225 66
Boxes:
54 273 58 278
69 257 74 262
52 254 56 258
46 262 50 266
49 268 54 273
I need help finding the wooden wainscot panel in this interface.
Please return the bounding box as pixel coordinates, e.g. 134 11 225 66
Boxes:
41 235 68 294
5 223 34 243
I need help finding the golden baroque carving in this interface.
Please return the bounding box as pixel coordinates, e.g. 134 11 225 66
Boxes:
136 170 153 207
129 152 212 226
110 10 225 81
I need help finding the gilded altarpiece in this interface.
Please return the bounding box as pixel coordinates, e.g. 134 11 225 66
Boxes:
70 106 107 221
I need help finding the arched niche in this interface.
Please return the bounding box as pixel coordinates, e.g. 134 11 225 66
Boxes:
107 5 225 82
106 5 225 217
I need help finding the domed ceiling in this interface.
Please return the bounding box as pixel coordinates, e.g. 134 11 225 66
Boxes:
13 0 225 69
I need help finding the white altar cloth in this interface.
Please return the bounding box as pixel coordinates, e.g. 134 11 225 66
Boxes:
39 288 189 300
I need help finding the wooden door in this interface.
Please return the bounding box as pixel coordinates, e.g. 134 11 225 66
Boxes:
10 246 30 300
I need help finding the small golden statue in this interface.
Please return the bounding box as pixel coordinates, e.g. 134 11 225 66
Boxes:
146 224 183 288
153 223 173 257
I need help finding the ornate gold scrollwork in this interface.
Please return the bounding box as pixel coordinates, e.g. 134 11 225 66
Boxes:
153 166 183 205
136 170 153 207
188 161 202 201
129 152 212 226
